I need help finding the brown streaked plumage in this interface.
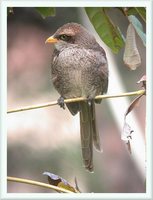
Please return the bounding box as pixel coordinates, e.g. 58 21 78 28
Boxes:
46 22 108 172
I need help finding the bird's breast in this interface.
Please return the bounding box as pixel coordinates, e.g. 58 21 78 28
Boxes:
51 47 106 98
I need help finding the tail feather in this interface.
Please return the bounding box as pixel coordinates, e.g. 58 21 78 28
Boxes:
91 103 102 152
80 101 93 172
80 101 102 172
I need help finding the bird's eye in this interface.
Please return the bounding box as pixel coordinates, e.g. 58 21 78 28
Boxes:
59 34 71 41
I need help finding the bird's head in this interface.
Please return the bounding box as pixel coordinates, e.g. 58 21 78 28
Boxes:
45 22 97 50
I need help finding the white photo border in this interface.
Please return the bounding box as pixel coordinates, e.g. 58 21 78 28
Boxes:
0 0 152 199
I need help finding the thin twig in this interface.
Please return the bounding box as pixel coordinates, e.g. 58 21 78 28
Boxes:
7 90 145 114
7 176 75 193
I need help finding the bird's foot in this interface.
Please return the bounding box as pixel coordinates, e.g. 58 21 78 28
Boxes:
86 97 94 106
57 96 65 110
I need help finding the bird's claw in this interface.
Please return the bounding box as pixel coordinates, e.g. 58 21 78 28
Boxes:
57 96 65 109
87 97 93 106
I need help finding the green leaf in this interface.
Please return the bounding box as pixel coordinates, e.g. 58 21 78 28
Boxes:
127 8 146 22
128 15 146 46
35 7 56 18
43 172 78 193
85 7 124 54
135 8 146 22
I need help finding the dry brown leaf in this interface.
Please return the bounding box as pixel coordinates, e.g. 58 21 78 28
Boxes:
137 75 146 91
123 23 141 70
122 75 146 153
125 94 144 117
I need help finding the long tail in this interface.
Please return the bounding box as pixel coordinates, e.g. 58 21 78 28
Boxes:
79 101 102 172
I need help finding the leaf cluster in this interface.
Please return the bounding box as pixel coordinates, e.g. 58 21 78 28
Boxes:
85 7 145 53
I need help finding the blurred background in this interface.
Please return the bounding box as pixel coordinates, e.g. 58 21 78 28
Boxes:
7 7 146 193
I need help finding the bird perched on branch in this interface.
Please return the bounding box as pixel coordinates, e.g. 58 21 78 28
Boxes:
45 22 108 172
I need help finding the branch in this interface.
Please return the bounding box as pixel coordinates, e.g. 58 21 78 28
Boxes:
7 176 75 193
7 89 145 114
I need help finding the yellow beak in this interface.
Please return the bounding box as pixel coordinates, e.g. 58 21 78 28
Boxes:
45 36 58 44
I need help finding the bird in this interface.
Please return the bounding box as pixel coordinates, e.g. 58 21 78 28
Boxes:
45 22 108 172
